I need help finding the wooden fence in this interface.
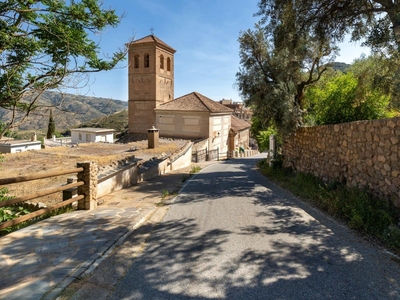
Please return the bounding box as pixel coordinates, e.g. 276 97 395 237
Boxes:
0 167 87 231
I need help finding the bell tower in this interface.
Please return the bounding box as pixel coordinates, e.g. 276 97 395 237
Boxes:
127 35 176 134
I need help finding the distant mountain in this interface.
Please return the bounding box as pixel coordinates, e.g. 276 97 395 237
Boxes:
0 91 128 132
332 62 351 72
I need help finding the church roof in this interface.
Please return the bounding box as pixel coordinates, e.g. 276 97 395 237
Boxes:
230 115 251 132
155 92 233 113
127 34 176 53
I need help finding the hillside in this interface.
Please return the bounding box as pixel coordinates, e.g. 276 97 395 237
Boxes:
332 62 351 72
0 91 128 132
78 110 128 133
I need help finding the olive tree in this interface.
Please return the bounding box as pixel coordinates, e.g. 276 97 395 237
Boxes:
257 0 400 52
237 0 400 136
236 18 334 135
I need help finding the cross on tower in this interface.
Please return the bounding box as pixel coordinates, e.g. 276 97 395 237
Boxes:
150 26 155 35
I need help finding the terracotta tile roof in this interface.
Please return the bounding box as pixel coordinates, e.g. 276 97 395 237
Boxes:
127 35 176 53
155 92 233 113
231 115 251 132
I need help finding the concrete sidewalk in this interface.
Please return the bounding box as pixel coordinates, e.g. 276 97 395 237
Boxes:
0 161 218 300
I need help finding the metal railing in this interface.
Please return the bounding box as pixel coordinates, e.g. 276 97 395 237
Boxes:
192 148 220 163
192 149 208 163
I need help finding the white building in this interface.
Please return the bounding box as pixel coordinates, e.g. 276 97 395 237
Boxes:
70 128 115 144
0 140 42 153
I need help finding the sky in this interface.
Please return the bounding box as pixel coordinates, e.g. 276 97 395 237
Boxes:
76 0 370 102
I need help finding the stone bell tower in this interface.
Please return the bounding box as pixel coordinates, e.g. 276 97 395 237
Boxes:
127 35 176 134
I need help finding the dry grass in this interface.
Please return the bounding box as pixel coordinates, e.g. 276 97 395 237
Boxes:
0 139 187 206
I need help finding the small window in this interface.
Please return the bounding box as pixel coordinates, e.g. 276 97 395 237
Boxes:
86 134 90 142
160 54 164 69
167 57 171 71
134 54 139 68
144 53 150 68
78 133 82 141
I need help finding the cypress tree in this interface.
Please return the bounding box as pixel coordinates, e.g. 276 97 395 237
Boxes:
46 110 55 139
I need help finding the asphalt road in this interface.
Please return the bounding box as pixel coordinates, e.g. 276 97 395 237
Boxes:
110 155 400 299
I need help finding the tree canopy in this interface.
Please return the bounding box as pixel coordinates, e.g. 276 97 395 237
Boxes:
305 70 393 125
236 16 334 134
237 0 400 136
257 0 400 51
0 0 127 138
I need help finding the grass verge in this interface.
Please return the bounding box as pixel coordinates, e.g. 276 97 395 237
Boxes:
182 165 202 183
258 160 400 254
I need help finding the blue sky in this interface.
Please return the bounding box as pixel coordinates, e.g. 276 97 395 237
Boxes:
78 0 370 102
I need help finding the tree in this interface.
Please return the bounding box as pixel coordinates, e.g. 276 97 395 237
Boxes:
0 0 127 138
256 0 400 52
237 1 400 136
304 70 393 125
46 109 55 139
349 54 400 110
236 16 333 134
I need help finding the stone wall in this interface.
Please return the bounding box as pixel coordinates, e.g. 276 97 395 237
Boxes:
282 117 400 207
77 161 98 210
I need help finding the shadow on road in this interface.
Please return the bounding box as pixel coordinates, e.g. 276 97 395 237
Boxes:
110 156 400 299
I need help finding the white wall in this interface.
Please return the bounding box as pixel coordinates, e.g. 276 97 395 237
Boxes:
94 133 114 143
71 131 114 144
208 114 230 153
0 142 41 154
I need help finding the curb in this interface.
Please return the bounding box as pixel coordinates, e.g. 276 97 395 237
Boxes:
42 207 157 300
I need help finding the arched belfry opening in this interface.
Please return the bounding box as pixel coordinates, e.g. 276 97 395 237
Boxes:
160 54 164 69
127 35 176 134
144 53 150 68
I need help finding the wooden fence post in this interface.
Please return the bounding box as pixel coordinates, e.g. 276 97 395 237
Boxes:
77 161 98 210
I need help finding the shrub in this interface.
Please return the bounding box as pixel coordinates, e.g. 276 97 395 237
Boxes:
0 187 30 231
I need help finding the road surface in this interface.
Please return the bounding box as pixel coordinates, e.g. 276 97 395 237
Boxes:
110 155 400 299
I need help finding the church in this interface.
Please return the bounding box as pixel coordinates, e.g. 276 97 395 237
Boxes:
126 34 250 154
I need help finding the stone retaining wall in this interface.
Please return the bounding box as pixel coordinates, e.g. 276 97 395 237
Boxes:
282 117 400 207
96 141 192 199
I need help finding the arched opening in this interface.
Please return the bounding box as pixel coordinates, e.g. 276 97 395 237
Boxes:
134 54 139 68
160 54 164 69
144 53 150 68
167 57 171 71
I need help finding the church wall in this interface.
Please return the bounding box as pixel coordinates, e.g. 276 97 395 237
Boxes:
128 100 157 133
155 111 210 139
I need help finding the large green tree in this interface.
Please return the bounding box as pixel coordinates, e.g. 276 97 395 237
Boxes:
305 70 393 125
236 4 334 135
0 0 127 138
257 0 400 52
237 1 400 136
349 54 400 110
